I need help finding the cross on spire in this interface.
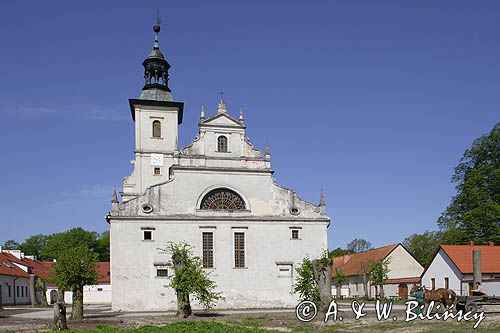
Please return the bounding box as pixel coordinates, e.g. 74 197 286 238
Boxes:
219 89 225 101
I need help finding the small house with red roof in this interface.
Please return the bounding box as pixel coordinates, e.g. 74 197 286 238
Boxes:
332 244 424 299
0 251 31 305
421 243 500 296
46 262 110 304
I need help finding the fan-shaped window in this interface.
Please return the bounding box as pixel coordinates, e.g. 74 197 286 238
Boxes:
200 188 245 210
217 136 228 152
152 120 161 138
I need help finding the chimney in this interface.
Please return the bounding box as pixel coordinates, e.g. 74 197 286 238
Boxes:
473 249 482 286
488 241 494 246
469 241 474 246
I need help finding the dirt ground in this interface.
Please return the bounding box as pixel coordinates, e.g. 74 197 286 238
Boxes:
1 303 500 332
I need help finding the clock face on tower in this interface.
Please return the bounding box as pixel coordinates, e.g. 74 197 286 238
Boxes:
150 153 164 166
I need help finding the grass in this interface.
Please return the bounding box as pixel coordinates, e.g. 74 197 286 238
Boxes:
48 322 277 333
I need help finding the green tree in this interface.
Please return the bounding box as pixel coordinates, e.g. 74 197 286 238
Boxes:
20 234 50 260
370 259 390 298
41 228 99 260
53 245 98 320
347 238 373 253
333 267 347 299
95 231 110 261
328 247 353 259
293 257 320 305
438 123 500 245
164 242 223 317
2 239 20 250
403 231 443 267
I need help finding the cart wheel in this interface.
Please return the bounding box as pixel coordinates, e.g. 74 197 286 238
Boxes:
466 302 478 313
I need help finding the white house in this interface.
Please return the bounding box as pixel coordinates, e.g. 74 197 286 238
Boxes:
0 252 31 305
107 23 330 311
332 244 424 299
421 244 500 296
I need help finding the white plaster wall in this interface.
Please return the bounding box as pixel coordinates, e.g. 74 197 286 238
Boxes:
421 249 462 294
46 283 111 304
386 246 424 279
0 275 31 305
111 220 327 311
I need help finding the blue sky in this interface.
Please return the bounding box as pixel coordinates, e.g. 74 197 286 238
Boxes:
0 1 498 250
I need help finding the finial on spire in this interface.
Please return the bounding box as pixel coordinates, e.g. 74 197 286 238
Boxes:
200 104 205 120
239 106 244 121
111 186 118 204
217 90 227 114
153 9 162 49
319 189 326 206
265 141 270 156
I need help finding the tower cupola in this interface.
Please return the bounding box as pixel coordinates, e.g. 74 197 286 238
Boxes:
139 16 174 102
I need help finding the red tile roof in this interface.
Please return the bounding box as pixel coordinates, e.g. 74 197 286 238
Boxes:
440 245 500 274
0 253 30 278
332 244 399 277
0 252 109 283
97 262 110 283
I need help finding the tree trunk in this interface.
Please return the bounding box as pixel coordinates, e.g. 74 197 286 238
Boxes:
312 259 333 313
175 290 192 318
57 289 65 303
336 284 341 299
70 286 84 320
39 281 49 307
361 262 369 298
380 284 385 298
53 302 68 330
30 275 38 307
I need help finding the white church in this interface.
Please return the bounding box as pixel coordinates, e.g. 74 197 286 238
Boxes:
107 23 330 311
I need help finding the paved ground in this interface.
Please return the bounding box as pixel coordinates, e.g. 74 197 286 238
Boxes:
1 302 499 332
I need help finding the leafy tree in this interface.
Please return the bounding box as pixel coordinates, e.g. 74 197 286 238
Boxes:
53 245 98 320
20 234 50 260
370 259 390 298
41 228 99 260
328 247 353 259
403 231 443 267
438 123 500 245
347 238 373 253
95 231 110 262
293 257 320 305
164 242 223 317
2 239 20 250
333 267 347 298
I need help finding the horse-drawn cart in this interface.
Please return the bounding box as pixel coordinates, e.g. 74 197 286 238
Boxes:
455 295 500 313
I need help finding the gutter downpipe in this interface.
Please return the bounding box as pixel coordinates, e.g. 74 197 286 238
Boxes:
13 277 18 305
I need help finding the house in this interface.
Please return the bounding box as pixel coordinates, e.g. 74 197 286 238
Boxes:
108 22 329 311
46 262 111 304
0 252 31 305
331 244 424 299
421 244 500 296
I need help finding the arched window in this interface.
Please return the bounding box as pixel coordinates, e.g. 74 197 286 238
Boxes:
152 120 161 138
200 188 245 210
217 135 228 152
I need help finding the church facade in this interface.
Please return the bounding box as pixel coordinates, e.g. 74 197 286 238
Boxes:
108 23 330 311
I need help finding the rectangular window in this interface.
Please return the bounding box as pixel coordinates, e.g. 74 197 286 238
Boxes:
202 232 214 268
25 286 28 297
143 230 153 241
291 229 299 239
157 269 168 277
444 277 449 289
154 167 161 175
431 278 435 290
234 232 245 268
8 285 11 298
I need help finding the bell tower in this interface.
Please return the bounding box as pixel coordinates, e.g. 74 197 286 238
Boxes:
123 18 184 200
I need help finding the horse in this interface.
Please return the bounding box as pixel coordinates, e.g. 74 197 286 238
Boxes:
410 285 456 310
